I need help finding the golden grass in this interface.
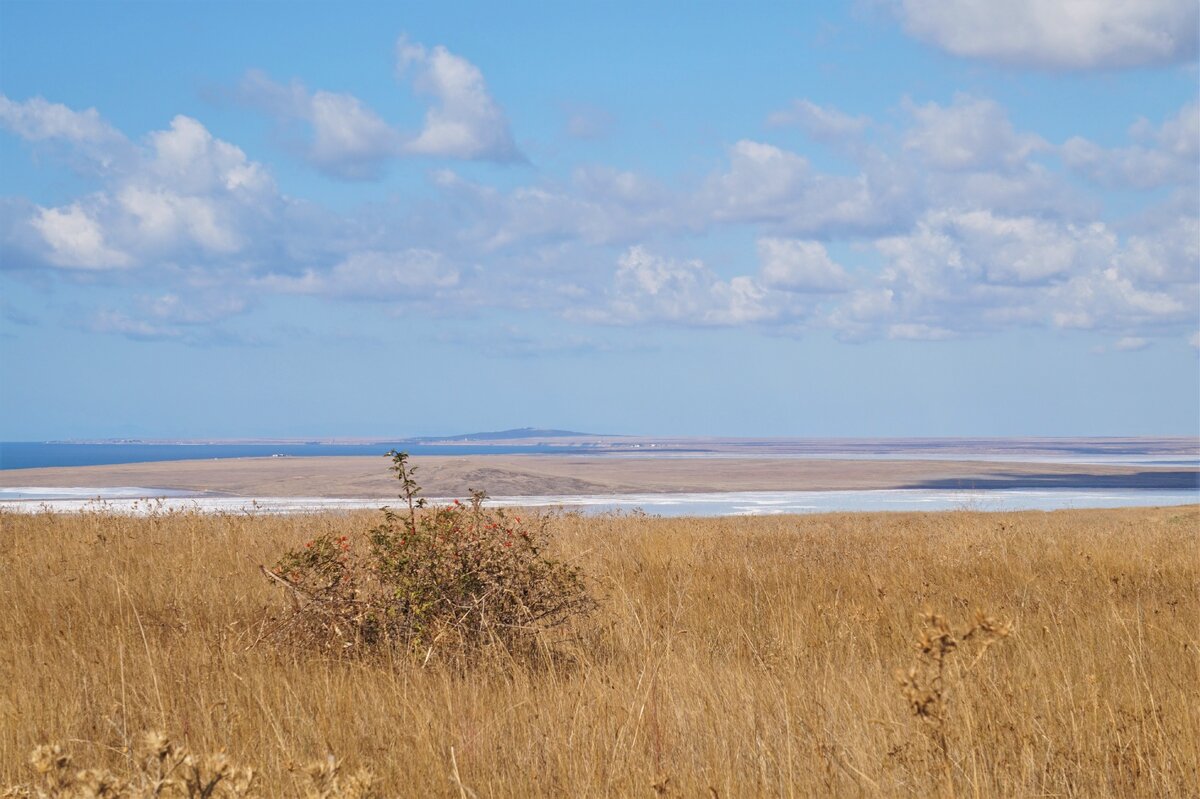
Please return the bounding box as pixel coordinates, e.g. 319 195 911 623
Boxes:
1 505 1197 796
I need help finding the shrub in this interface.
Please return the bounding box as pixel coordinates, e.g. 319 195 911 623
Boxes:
264 451 595 661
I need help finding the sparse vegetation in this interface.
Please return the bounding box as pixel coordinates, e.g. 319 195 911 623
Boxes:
2 502 1197 796
2 731 374 798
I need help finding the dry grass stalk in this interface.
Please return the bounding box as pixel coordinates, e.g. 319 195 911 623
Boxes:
897 609 1012 795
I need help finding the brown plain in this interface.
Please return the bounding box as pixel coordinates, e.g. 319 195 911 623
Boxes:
0 454 1189 497
2 504 1197 796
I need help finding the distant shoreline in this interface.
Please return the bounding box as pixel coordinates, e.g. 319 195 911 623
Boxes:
1 453 1196 500
4 436 1197 472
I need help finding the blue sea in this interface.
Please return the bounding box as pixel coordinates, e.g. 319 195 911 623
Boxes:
0 441 598 470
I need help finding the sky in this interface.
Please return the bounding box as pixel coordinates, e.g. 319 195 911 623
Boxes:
1 0 1198 440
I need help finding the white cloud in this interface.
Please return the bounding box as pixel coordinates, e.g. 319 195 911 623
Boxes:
705 141 810 216
701 140 892 234
10 106 280 271
238 71 401 179
825 288 896 341
937 210 1116 285
423 167 679 251
887 322 956 341
1062 101 1199 189
897 0 1199 69
140 292 248 325
4 88 1195 349
1118 214 1199 286
833 209 1197 339
87 300 252 344
904 94 1045 172
89 309 183 341
117 186 241 253
0 94 133 175
1050 267 1187 330
584 246 776 326
29 204 131 269
1061 138 1176 189
1143 101 1200 160
757 238 851 292
146 116 270 194
766 99 870 140
396 36 522 162
1113 336 1150 351
235 35 521 174
259 250 459 300
410 93 1087 266
0 95 124 144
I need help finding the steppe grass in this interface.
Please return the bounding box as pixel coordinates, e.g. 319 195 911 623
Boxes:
1 504 1197 796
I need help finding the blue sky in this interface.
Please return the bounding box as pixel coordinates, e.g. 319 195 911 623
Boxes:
1 0 1197 439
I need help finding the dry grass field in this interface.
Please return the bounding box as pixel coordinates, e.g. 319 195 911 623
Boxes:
1 504 1197 796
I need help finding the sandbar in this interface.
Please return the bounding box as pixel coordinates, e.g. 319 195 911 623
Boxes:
0 455 1195 498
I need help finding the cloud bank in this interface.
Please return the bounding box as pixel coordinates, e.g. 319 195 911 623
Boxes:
1 31 1196 350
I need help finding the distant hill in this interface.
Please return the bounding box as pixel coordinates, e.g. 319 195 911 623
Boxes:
409 427 597 443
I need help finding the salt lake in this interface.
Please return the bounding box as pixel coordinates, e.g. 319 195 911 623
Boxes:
1 486 1195 516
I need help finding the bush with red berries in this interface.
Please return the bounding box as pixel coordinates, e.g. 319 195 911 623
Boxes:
266 451 595 661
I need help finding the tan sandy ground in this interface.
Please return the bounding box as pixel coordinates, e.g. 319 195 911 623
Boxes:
0 454 1193 497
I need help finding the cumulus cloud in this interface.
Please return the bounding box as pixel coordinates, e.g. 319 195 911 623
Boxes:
29 203 132 269
0 94 132 173
396 35 523 162
145 116 272 196
405 93 1086 263
234 36 521 176
0 95 124 144
3 86 1196 349
1050 267 1187 330
828 209 1197 339
903 94 1045 172
1117 213 1199 286
88 309 185 342
109 115 274 258
767 99 870 141
700 140 894 235
582 246 776 326
259 249 460 300
896 0 1199 69
1062 101 1200 189
5 103 280 273
1113 336 1150 351
237 71 402 179
757 238 851 292
910 210 1116 286
421 166 679 251
139 292 249 325
87 301 254 345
